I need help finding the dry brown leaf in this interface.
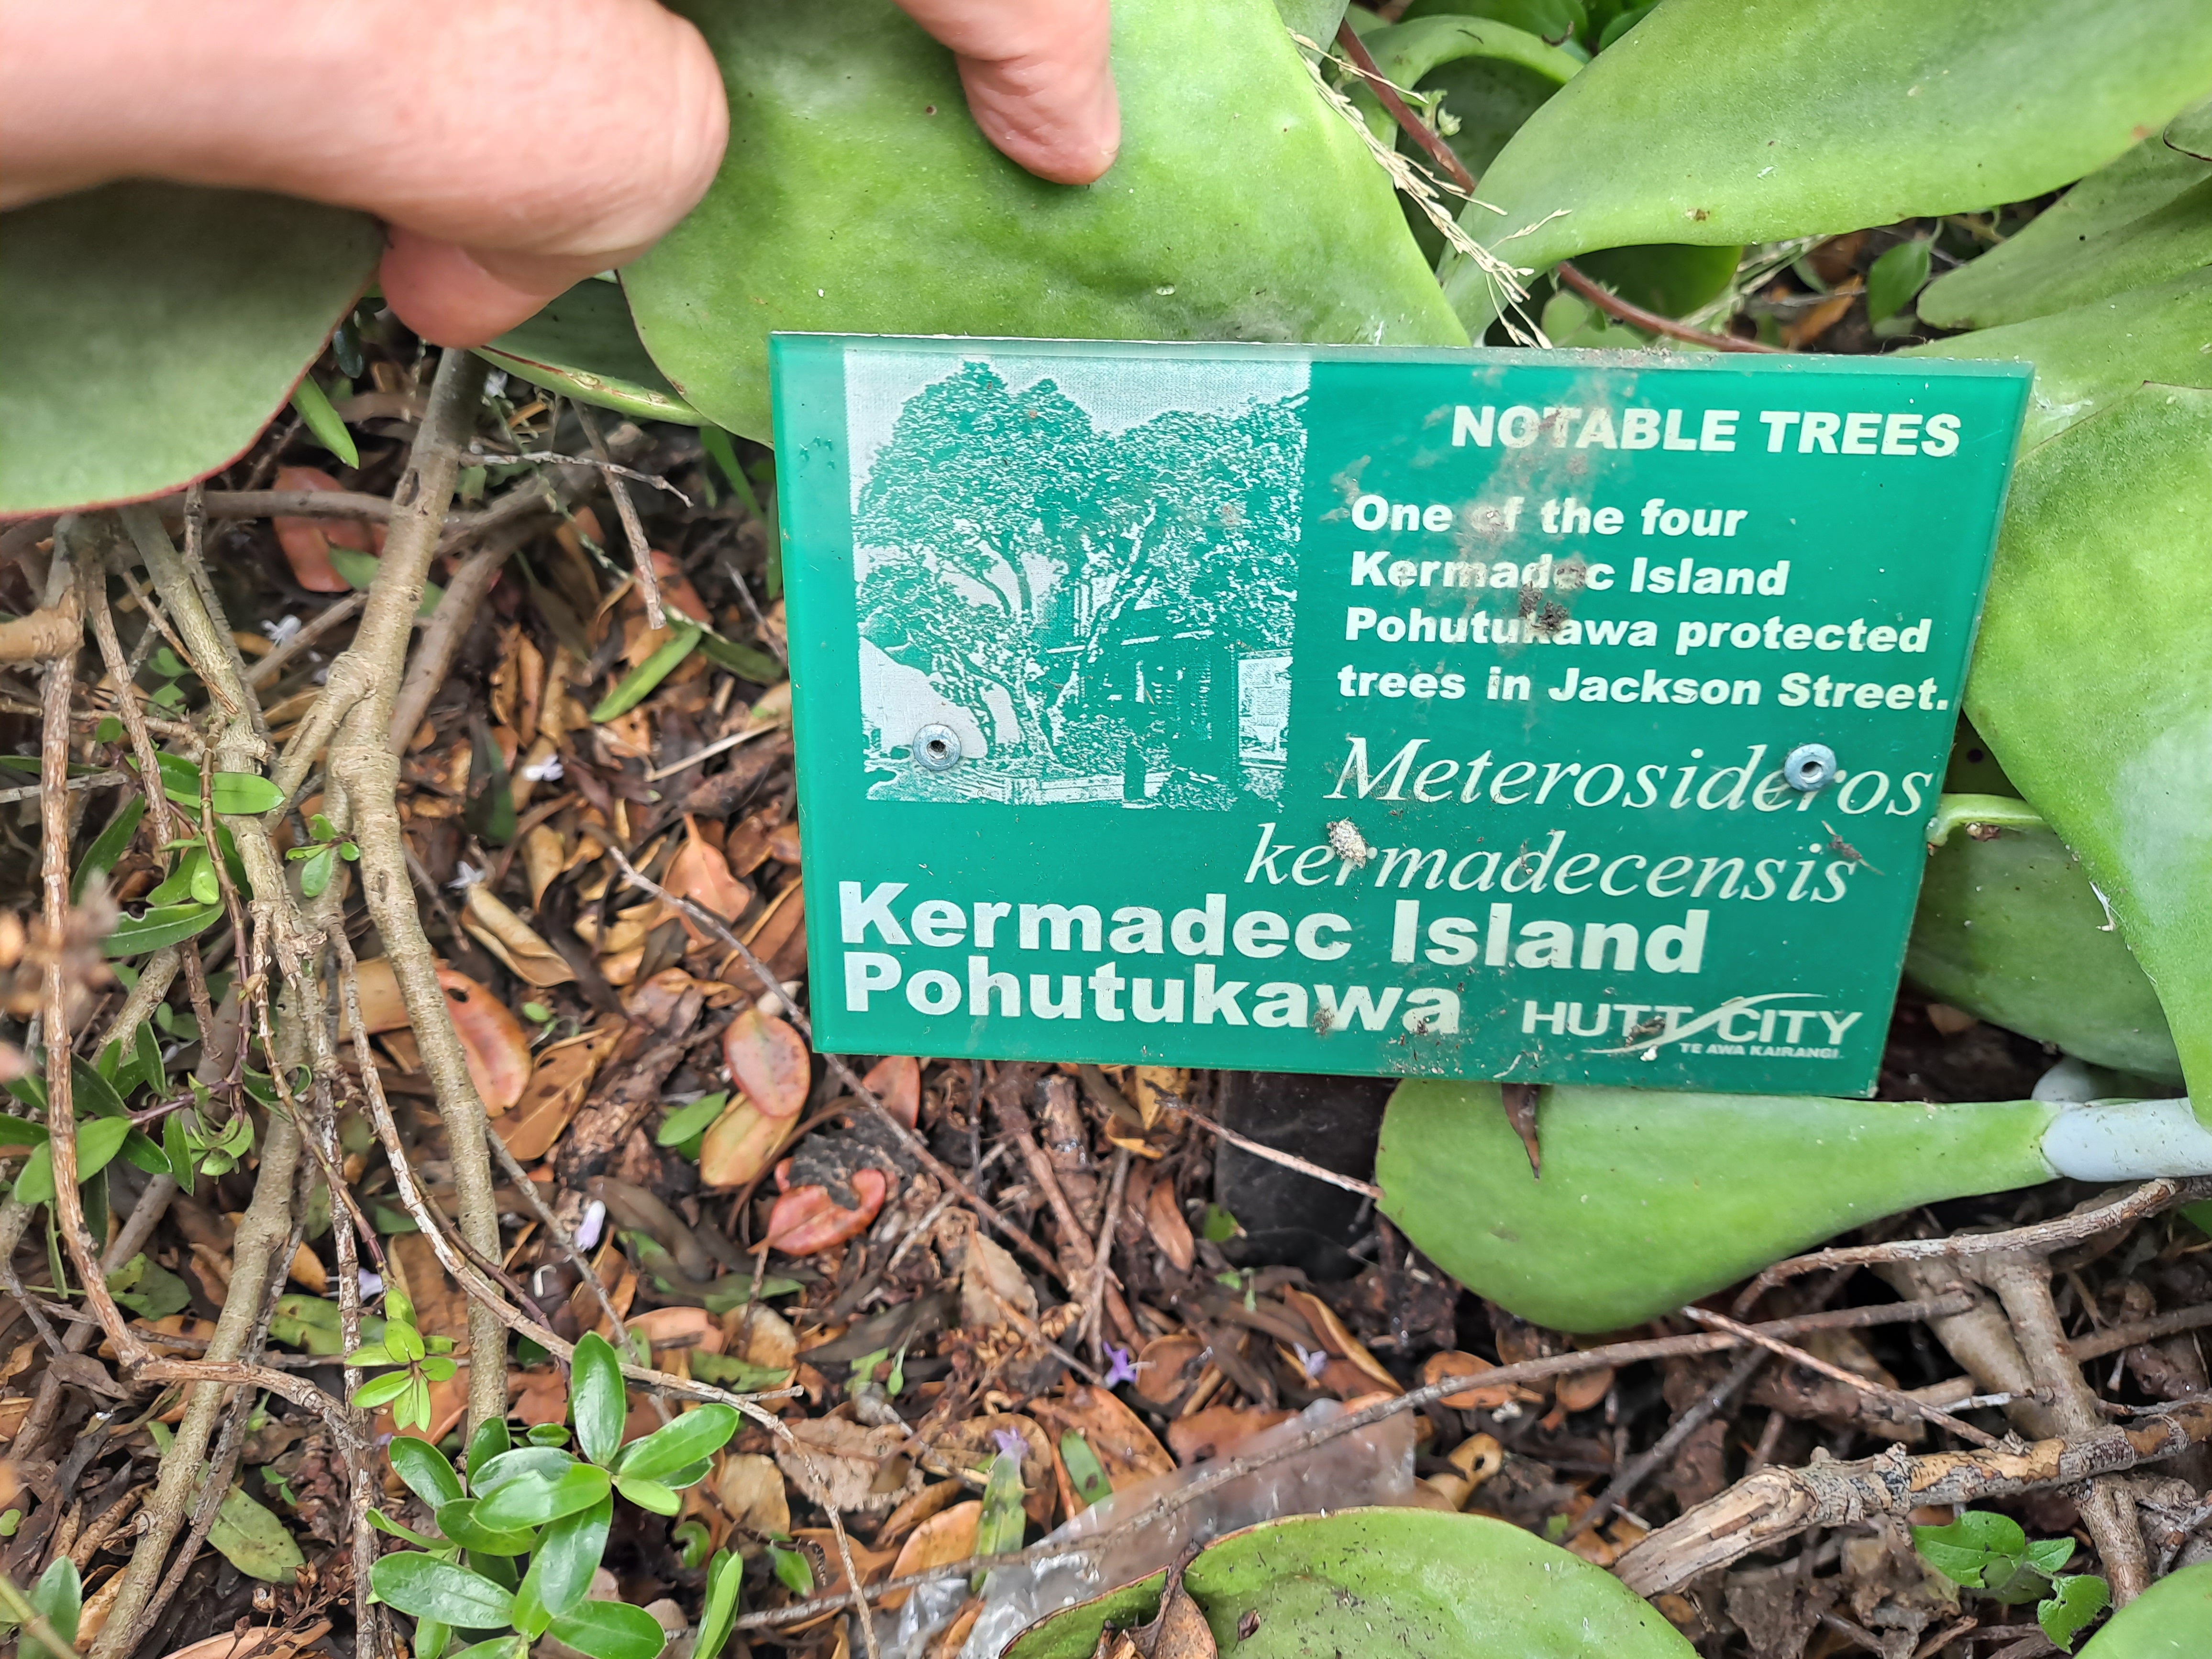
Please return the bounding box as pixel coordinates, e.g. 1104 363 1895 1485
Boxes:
1144 1177 1195 1273
512 1368 567 1427
663 815 751 940
697 1096 798 1188
352 956 409 1032
462 885 576 988
767 821 802 865
152 1618 333 1659
287 1241 326 1294
522 823 567 907
1555 1365 1615 1414
1147 1565 1217 1659
1132 1334 1205 1406
959 1231 1037 1333
1130 1066 1183 1130
1420 1350 1545 1411
741 877 807 980
724 1302 797 1371
438 967 531 1114
925 1601 984 1659
1166 1405 1294 1466
713 1451 790 1553
496 1018 623 1161
627 1305 719 1356
744 680 792 732
790 1526 897 1611
1031 1385 1174 1497
775 1417 920 1514
860 1053 920 1129
722 1005 810 1119
875 1479 967 1551
1282 1287 1398 1396
882 1500 980 1609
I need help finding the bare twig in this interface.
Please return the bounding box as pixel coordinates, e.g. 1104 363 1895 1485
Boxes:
570 404 664 629
1684 1305 2000 1447
246 592 363 689
1170 1105 1382 1200
1553 259 1786 353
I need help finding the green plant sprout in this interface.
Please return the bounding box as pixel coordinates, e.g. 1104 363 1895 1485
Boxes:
1913 1511 2110 1652
283 811 360 899
367 1331 743 1659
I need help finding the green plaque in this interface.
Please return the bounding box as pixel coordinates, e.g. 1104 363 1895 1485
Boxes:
771 337 2029 1095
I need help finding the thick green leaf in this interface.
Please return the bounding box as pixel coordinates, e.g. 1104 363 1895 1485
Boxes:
1965 385 2212 1116
1345 16 1580 184
613 1405 739 1482
353 1370 415 1410
545 1600 667 1659
2041 1575 2112 1652
612 1477 681 1516
0 183 379 515
11 1117 131 1208
1906 266 2212 453
2077 1560 2212 1656
473 1463 612 1533
1439 0 2212 327
370 1552 516 1628
625 0 1464 442
1867 237 1932 323
479 281 702 426
1906 808 2181 1083
26 1556 81 1659
467 1416 514 1478
12 1142 54 1207
1006 1509 1693 1659
391 1436 467 1510
103 900 221 958
655 1093 729 1149
1920 135 2212 329
569 1331 627 1468
208 772 283 815
470 1445 576 1494
429 1504 537 1566
208 1485 308 1583
694 1550 743 1659
513 1494 614 1635
2171 94 2212 161
1377 1081 2054 1331
291 375 360 468
106 1252 191 1320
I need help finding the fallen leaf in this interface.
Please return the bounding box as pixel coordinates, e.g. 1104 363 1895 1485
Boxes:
286 1241 326 1294
724 1301 798 1371
462 885 576 988
933 1414 1054 1526
698 1096 799 1188
1144 1178 1195 1273
1166 1406 1294 1466
1282 1287 1399 1396
767 821 802 865
1132 1334 1205 1406
1420 1350 1546 1412
959 1231 1037 1332
790 1526 897 1614
1143 1561 1217 1659
876 1480 967 1551
352 956 409 1033
1131 1066 1184 1130
741 877 807 981
1555 1365 1615 1414
774 1417 919 1514
1030 1384 1174 1493
270 465 380 593
154 1619 333 1659
712 1451 790 1553
438 966 530 1114
883 1501 980 1609
765 1169 887 1255
511 1368 567 1427
496 1018 623 1161
522 823 567 907
207 1483 307 1582
663 815 751 940
723 1006 810 1119
860 1053 920 1130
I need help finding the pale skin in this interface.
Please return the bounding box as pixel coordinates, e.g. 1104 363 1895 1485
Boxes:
0 0 1118 347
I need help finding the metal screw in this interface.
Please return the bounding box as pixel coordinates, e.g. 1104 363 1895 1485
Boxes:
913 723 961 772
1784 742 1837 793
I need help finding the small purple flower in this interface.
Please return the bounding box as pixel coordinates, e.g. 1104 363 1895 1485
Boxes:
1292 1342 1329 1382
992 1428 1027 1460
1102 1342 1140 1388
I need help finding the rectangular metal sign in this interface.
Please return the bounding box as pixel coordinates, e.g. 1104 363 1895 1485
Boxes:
771 336 2029 1095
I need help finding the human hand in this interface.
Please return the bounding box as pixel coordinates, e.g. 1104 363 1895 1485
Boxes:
0 0 1119 351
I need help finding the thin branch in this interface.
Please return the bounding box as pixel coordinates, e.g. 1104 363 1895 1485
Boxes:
1683 1305 1999 1448
568 405 665 628
1170 1105 1381 1199
1554 259 1786 354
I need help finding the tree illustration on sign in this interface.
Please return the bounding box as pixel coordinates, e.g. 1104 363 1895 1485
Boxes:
853 361 1301 804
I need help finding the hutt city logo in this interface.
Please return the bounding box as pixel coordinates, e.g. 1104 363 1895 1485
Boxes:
847 354 1304 808
772 336 2030 1094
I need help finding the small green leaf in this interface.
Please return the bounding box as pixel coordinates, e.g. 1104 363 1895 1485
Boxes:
390 1435 467 1509
521 1002 553 1025
768 1542 812 1595
473 1462 612 1533
466 1415 513 1478
399 1373 433 1432
470 1445 575 1494
429 1498 535 1558
329 547 442 615
1059 1431 1113 1512
590 624 701 723
388 1321 428 1363
369 1552 516 1627
613 1477 681 1516
353 1370 415 1409
695 1549 743 1659
290 375 359 467
209 772 284 816
1913 1511 2029 1589
2037 1573 2111 1652
1200 1204 1240 1243
2025 1536 2077 1578
366 1508 446 1549
299 845 335 898
685 1353 794 1391
672 1522 712 1571
526 1423 571 1448
1867 236 1934 323
570 1331 627 1467
106 1252 190 1319
12 1141 53 1206
545 1599 667 1659
614 1405 740 1482
695 632 784 684
656 1094 729 1149
421 1356 458 1382
208 1484 308 1582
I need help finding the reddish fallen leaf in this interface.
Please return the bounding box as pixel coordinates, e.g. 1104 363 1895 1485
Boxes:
1167 1405 1294 1465
664 815 750 940
271 465 380 593
698 1097 796 1188
1144 1175 1196 1273
651 549 712 629
860 1053 920 1129
724 1005 810 1119
439 967 529 1115
765 1169 887 1255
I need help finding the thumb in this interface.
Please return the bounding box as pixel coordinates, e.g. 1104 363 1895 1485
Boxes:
894 0 1119 186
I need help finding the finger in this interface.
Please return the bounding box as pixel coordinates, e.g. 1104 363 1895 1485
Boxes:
377 232 651 350
894 0 1119 185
